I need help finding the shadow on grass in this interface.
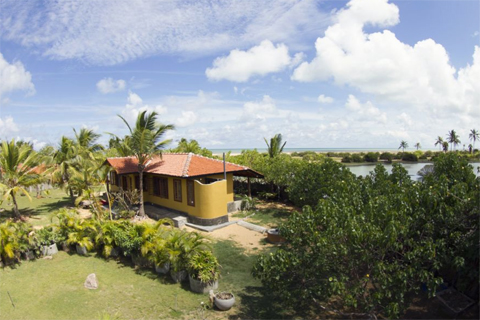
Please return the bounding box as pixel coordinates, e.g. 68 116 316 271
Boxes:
228 286 291 319
37 198 72 214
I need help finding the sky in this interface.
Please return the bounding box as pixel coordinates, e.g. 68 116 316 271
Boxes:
0 0 479 150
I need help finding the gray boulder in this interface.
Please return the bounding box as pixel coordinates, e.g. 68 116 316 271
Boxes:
84 273 98 289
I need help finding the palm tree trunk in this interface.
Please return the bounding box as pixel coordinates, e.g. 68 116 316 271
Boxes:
69 187 75 205
138 168 145 218
11 191 20 219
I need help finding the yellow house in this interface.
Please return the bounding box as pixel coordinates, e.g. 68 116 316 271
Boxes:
105 153 263 226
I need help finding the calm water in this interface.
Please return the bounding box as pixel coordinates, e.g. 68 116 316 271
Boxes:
211 147 402 154
346 162 480 180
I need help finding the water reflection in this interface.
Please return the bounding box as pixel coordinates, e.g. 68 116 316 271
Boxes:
346 162 480 181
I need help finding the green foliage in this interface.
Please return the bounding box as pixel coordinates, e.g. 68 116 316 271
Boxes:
351 154 363 162
401 152 418 162
379 152 394 162
253 153 479 318
36 226 58 246
363 152 379 162
188 250 221 283
170 138 213 157
264 134 286 158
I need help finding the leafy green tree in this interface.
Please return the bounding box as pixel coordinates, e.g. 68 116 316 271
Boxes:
447 129 460 151
398 140 408 152
264 134 286 158
116 111 174 218
442 141 449 153
253 155 479 318
0 140 41 219
469 129 479 153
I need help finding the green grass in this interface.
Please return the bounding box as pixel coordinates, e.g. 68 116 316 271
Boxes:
0 189 72 226
0 239 286 320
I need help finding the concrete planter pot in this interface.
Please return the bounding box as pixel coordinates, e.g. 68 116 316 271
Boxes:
155 262 170 274
23 250 35 261
214 292 235 311
170 270 187 283
41 243 58 256
266 229 286 244
76 244 88 256
188 275 219 294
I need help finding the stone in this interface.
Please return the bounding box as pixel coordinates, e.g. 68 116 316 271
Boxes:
172 216 187 228
84 273 98 290
42 256 53 260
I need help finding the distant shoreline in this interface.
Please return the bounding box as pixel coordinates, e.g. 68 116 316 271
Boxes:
211 148 438 156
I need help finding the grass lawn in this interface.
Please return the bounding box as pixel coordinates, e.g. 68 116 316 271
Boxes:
0 189 72 227
0 239 287 320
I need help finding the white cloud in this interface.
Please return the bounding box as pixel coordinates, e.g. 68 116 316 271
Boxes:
241 95 276 123
345 95 387 124
206 40 294 82
292 0 480 117
0 53 35 97
397 112 413 127
96 77 126 94
176 111 198 128
318 94 334 104
0 1 328 66
121 92 168 124
0 116 19 136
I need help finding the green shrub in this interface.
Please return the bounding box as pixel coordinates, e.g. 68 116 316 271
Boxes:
364 152 379 162
402 152 418 162
352 154 363 162
379 152 393 163
341 156 352 163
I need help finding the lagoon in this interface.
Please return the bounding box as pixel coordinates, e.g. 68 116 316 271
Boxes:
346 162 480 180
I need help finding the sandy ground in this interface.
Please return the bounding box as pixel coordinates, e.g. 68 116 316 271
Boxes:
185 219 272 252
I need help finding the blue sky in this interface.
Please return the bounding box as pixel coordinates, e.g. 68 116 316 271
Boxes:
0 0 479 150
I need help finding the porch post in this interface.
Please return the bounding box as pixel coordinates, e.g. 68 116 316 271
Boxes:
248 177 251 197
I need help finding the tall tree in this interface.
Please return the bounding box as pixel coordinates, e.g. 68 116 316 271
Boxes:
117 111 174 218
73 128 103 152
0 140 41 219
398 140 408 153
172 138 212 157
447 129 460 151
469 129 479 153
49 136 77 204
434 136 444 151
414 142 421 150
264 134 287 158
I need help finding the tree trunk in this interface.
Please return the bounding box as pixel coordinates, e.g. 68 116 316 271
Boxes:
11 192 20 219
69 188 75 205
138 167 145 218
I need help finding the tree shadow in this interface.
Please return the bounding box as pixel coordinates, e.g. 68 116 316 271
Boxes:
37 198 72 214
228 286 292 319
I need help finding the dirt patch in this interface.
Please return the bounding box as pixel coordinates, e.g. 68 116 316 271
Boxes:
185 221 273 253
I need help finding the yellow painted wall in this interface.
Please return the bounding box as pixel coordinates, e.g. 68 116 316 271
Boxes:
110 172 234 220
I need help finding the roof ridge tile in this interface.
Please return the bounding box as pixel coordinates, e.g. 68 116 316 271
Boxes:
182 153 193 177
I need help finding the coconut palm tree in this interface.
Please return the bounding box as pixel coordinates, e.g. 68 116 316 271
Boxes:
0 140 42 219
74 128 103 152
447 130 461 151
434 136 444 151
49 136 77 204
264 134 287 158
398 140 408 153
469 129 479 153
442 141 449 153
414 142 421 150
116 111 174 218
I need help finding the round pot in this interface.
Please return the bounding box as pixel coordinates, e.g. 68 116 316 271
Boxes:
42 243 58 256
170 270 187 283
266 229 286 244
155 262 170 274
214 292 235 311
189 275 218 294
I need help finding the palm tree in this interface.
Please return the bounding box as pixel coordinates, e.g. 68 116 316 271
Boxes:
414 142 421 150
469 129 479 153
442 141 449 153
117 111 174 218
398 140 408 153
264 134 287 158
434 136 444 151
447 130 461 151
74 128 103 152
0 140 41 219
49 136 77 204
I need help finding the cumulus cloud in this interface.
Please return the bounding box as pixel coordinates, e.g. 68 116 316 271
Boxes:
345 95 387 124
96 77 126 94
318 94 334 104
176 111 198 127
0 1 327 65
241 95 276 123
292 0 480 116
0 116 19 136
0 53 35 97
206 40 295 82
121 92 168 124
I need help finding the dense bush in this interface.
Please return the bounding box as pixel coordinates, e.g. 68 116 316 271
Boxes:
253 153 479 319
341 155 352 163
379 152 394 162
351 154 363 162
364 152 379 162
401 152 418 162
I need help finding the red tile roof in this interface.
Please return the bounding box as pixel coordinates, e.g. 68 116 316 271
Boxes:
105 153 263 178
